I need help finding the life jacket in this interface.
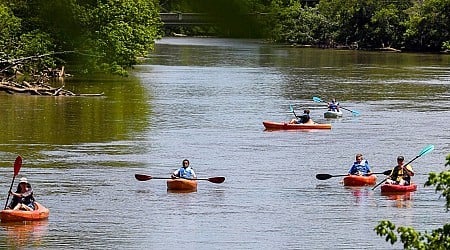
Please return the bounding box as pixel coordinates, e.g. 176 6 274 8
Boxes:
391 165 412 183
179 167 195 178
329 102 339 111
350 160 370 174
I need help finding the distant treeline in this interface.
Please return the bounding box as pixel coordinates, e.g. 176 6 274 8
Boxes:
1 0 448 82
161 0 450 52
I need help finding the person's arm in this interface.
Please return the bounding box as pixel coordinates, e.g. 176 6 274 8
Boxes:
9 191 20 197
404 165 414 176
348 165 355 175
365 161 372 174
171 169 180 178
21 189 33 198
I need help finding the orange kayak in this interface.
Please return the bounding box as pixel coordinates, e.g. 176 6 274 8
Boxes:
167 178 198 192
263 121 331 130
343 175 377 186
381 183 417 193
0 202 49 222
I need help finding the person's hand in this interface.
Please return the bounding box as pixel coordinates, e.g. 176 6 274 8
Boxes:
171 174 177 179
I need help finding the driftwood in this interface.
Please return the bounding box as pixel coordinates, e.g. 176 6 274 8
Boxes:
0 80 104 96
1 52 103 96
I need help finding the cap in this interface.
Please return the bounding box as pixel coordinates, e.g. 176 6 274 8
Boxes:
397 156 404 161
19 177 28 184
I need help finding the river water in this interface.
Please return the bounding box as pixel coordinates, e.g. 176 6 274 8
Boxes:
0 37 449 249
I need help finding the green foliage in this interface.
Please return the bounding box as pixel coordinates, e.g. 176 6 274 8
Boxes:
73 0 163 75
1 0 162 76
374 154 450 249
268 0 450 51
425 154 450 210
0 4 21 41
273 3 332 46
370 5 406 48
443 41 450 51
403 0 450 51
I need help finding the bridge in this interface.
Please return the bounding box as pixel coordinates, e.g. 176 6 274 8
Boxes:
160 13 220 26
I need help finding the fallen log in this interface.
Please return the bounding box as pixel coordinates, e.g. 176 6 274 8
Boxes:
0 81 103 96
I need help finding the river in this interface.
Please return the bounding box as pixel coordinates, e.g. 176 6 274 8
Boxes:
0 37 449 249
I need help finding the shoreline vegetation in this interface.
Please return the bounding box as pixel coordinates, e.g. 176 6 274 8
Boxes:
1 0 449 96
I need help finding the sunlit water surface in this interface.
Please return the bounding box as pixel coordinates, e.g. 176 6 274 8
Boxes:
0 37 449 249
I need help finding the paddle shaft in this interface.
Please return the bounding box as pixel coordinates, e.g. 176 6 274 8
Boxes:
4 156 22 209
313 96 359 115
316 170 391 180
135 174 225 183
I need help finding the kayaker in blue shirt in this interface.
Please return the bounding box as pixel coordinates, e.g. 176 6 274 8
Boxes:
348 154 372 176
289 109 311 124
171 159 197 179
328 98 340 112
7 177 35 211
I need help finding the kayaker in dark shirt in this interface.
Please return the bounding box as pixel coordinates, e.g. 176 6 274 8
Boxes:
348 153 372 176
289 109 311 124
7 177 35 211
386 156 414 185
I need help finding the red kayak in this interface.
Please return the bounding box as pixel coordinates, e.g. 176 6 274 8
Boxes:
381 183 417 193
263 121 331 130
343 175 377 186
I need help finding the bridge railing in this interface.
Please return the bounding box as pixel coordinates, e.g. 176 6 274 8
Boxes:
160 13 214 25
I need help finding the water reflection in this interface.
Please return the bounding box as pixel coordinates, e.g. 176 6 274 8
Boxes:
0 75 150 147
345 186 375 206
0 220 48 248
0 38 448 249
381 192 414 208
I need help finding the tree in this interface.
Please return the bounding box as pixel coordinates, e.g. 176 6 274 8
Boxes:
374 154 450 249
403 0 450 51
1 0 162 76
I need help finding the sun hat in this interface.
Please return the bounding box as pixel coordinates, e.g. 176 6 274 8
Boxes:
19 177 28 184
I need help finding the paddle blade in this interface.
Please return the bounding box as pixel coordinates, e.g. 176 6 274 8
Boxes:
208 177 225 183
312 96 323 103
316 174 333 180
13 155 22 176
135 174 152 181
289 104 294 112
419 144 434 157
382 170 392 175
351 110 360 116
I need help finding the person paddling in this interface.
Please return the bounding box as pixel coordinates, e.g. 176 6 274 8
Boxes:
289 109 311 124
348 153 372 176
386 156 414 185
328 98 340 112
7 177 35 211
171 159 197 179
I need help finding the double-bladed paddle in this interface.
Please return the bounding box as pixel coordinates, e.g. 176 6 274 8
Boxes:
135 174 225 184
4 155 23 209
316 170 392 180
312 96 360 116
289 104 299 118
371 144 435 190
